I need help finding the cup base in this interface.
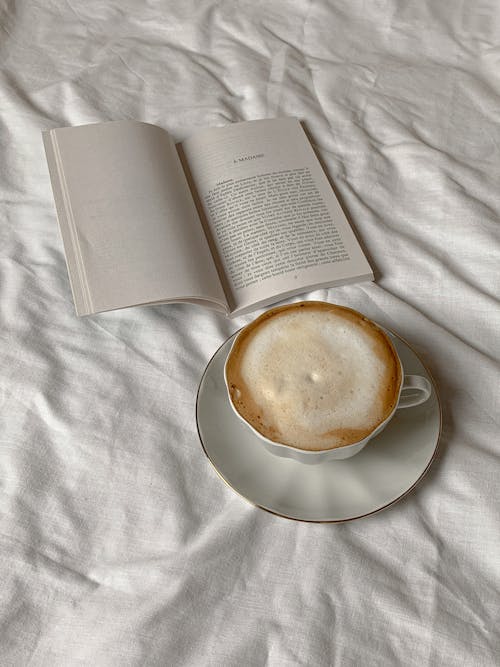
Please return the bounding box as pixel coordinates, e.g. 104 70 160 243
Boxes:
196 329 441 522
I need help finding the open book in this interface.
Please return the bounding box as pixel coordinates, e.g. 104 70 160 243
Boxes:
43 117 373 317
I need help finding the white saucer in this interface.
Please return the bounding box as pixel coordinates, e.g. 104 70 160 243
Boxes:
196 330 441 522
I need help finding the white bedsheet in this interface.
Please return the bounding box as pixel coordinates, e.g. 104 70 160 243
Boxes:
1 1 499 664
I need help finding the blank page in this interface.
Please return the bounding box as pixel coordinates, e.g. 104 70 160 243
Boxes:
44 120 227 315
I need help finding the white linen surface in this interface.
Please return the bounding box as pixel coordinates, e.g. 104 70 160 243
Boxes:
1 1 499 665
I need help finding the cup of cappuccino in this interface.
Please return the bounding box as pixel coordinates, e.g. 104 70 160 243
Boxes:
224 301 432 463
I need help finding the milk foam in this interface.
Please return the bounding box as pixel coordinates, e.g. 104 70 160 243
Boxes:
227 304 401 450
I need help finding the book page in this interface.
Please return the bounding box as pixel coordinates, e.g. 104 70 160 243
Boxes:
44 120 227 315
181 118 372 314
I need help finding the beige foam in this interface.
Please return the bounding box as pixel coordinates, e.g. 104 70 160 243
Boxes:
226 302 401 450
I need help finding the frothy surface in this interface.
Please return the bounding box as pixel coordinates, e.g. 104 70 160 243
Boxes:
226 302 401 450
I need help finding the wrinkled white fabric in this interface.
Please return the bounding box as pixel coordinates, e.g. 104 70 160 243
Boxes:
1 1 499 665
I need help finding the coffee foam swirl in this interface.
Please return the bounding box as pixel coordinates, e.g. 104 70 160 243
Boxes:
226 302 401 450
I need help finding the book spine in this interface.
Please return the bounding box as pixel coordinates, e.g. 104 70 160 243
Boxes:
43 130 93 316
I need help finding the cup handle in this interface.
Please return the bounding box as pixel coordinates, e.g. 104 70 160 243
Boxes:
397 375 432 409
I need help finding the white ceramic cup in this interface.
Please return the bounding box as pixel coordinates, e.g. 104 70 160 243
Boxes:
224 307 432 464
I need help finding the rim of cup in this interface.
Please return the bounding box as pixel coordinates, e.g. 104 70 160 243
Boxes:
223 302 405 456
